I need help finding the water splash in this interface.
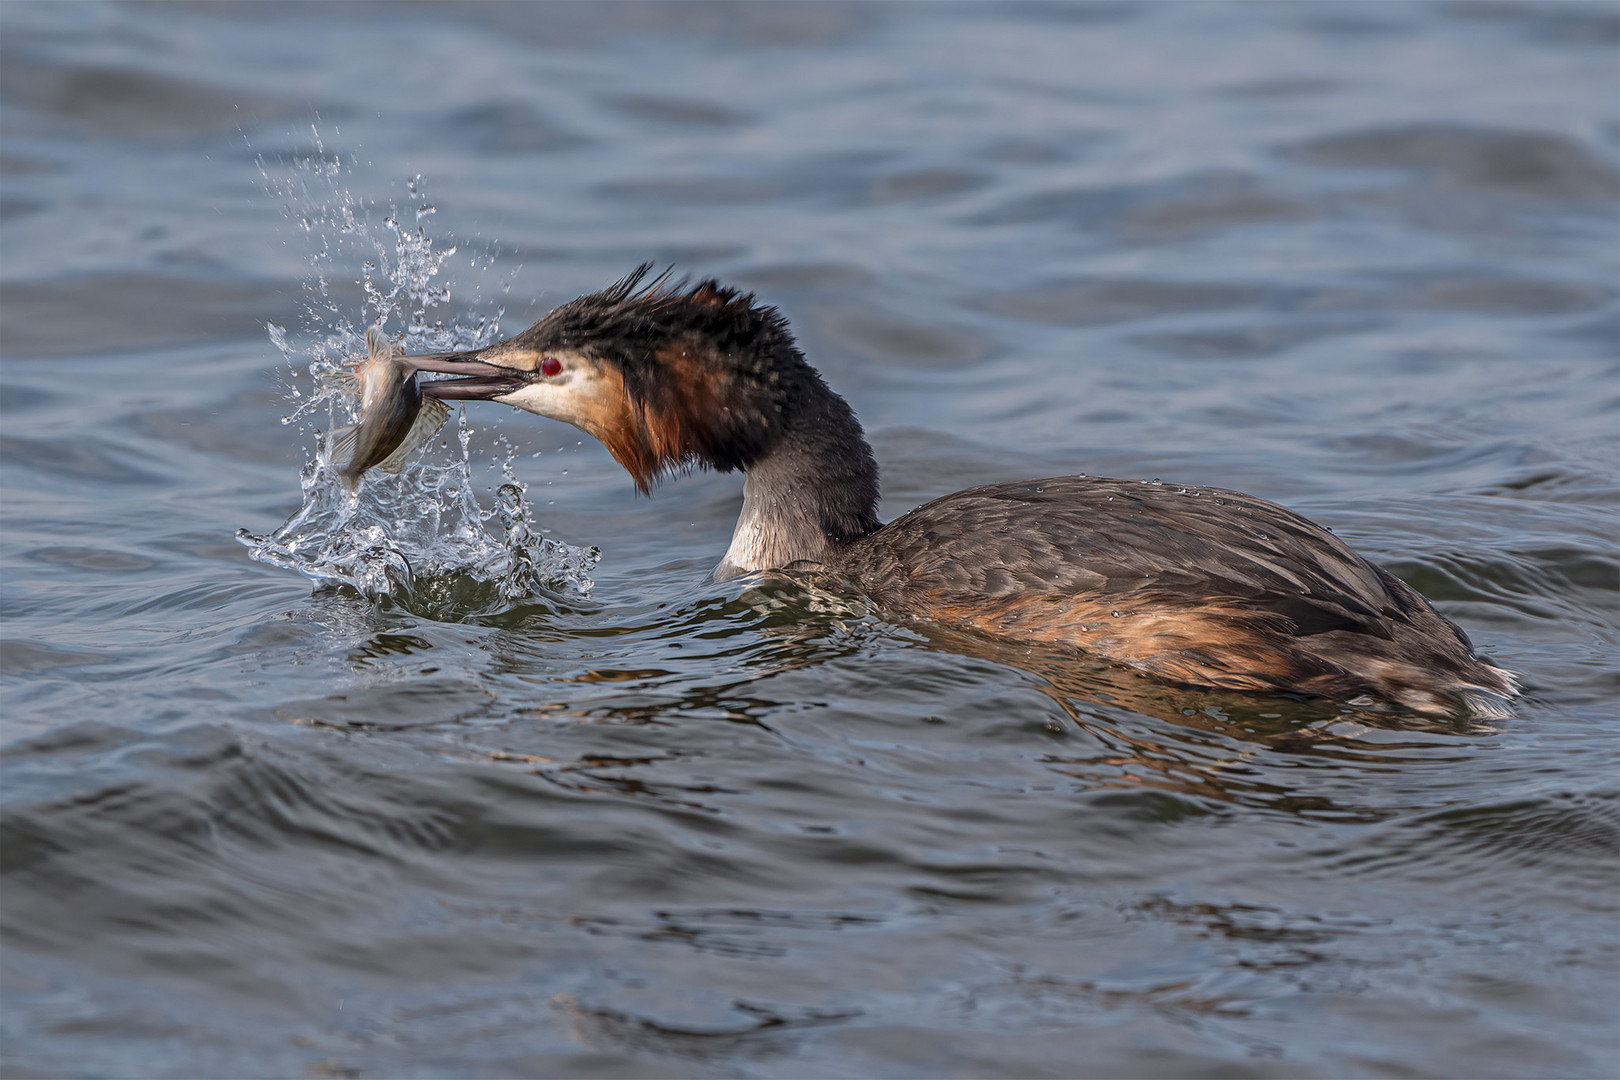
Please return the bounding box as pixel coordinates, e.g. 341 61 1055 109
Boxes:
238 137 596 619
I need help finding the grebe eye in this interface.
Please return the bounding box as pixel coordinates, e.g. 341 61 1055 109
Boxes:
540 357 562 377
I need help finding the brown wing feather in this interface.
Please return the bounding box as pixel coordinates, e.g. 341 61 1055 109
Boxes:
834 476 1512 713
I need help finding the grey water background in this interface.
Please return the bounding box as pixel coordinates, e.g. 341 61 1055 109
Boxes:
3 2 1617 1076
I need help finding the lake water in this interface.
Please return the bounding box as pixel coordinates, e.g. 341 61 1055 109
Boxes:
3 3 1617 1077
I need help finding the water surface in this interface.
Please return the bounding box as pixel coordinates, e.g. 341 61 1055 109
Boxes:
3 3 1617 1077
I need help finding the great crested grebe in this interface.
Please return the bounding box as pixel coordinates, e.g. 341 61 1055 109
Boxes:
406 266 1516 716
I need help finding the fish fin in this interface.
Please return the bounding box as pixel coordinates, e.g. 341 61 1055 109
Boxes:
330 423 361 466
335 327 397 399
376 395 451 474
364 324 399 359
349 325 400 379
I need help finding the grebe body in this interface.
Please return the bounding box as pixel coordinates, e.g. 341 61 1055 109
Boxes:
410 267 1516 716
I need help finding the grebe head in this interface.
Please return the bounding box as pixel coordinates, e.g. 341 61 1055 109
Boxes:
411 264 817 493
411 264 881 575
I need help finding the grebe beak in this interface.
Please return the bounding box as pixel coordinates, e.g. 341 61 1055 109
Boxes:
402 339 650 485
407 342 536 401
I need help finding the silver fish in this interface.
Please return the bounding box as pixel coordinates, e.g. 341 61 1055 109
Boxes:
330 326 451 490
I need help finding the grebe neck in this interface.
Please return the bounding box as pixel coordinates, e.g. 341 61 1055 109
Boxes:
715 379 880 581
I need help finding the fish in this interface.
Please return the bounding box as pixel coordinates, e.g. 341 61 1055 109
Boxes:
330 326 451 490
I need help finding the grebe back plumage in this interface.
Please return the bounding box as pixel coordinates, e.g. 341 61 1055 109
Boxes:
410 266 1517 716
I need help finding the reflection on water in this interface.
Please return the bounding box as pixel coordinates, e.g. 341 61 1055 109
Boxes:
2 1 1617 1077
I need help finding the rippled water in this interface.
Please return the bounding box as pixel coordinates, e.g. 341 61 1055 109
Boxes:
3 3 1617 1077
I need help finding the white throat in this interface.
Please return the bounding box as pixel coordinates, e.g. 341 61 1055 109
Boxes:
713 458 841 581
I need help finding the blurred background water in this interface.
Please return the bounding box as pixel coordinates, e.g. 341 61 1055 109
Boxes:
2 2 1617 1077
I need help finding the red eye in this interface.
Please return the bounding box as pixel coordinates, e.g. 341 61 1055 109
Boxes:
540 357 562 377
